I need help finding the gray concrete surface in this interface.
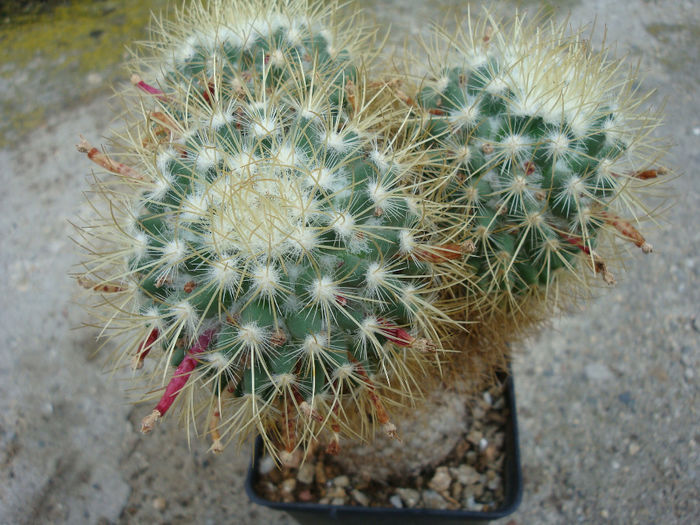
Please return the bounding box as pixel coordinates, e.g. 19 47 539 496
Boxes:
0 1 697 524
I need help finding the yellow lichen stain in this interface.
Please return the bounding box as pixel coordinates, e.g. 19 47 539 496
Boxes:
1 1 172 74
0 0 176 146
0 104 47 148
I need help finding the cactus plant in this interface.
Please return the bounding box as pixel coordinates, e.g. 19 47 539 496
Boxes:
73 0 670 485
74 0 459 462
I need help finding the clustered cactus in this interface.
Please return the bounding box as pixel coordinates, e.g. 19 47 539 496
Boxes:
74 0 669 463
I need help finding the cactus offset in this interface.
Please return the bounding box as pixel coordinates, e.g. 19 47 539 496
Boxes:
410 13 668 339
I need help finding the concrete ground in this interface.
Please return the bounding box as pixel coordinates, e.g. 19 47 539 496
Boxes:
0 0 697 523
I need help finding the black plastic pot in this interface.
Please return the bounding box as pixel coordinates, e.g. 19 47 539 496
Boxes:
245 376 522 524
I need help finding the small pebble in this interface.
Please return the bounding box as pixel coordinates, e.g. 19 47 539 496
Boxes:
331 497 346 506
327 487 347 499
333 475 350 488
396 488 420 508
465 495 484 511
628 443 640 456
389 494 403 508
478 437 489 452
422 489 448 510
351 489 369 506
454 464 479 485
280 478 297 494
131 452 150 472
152 497 167 511
258 455 275 475
428 466 452 492
296 463 315 484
